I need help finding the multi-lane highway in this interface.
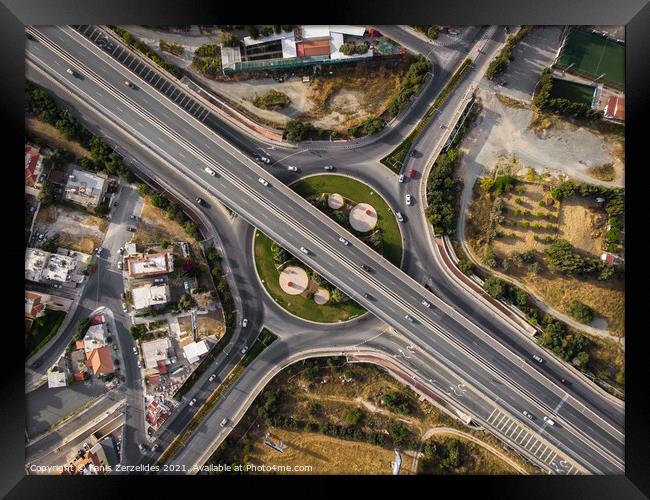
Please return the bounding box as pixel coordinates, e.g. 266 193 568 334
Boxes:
25 25 623 475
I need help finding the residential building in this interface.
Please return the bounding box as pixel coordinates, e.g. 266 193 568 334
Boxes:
604 96 625 121
25 248 87 284
131 283 170 310
141 337 172 370
70 349 87 381
126 251 174 278
25 143 45 188
183 340 209 364
600 251 623 266
25 291 46 319
86 346 114 376
82 323 108 354
146 398 172 430
63 168 108 208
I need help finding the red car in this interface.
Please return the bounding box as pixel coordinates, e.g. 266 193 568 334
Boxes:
408 168 417 179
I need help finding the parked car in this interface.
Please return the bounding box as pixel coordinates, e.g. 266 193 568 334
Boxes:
151 444 160 452
543 416 555 426
51 283 62 289
129 214 137 220
31 360 42 369
405 194 412 205
153 278 165 284
189 398 197 407
408 168 417 178
220 418 229 428
241 346 248 354
242 318 248 327
138 443 148 454
117 247 124 255
96 247 104 255
127 227 136 232
120 292 125 300
137 361 142 369
117 261 123 270
204 166 216 177
398 174 405 183
122 302 128 313
258 177 269 186
395 211 404 223
523 410 534 420
338 236 349 245
132 347 138 355
209 374 217 382
532 354 544 363
323 165 334 171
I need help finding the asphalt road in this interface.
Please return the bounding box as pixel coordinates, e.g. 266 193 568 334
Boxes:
25 25 623 474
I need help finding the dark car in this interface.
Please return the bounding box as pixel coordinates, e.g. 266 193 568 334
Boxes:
126 227 136 232
363 293 374 300
409 149 417 158
31 360 42 369
361 264 374 273
196 197 206 206
26 33 35 40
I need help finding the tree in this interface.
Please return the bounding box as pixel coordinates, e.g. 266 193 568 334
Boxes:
284 120 312 142
37 180 55 205
568 300 594 324
458 259 473 276
483 277 507 299
244 25 259 39
342 408 365 426
41 239 57 253
220 31 239 47
513 288 528 307
383 390 411 414
427 26 439 39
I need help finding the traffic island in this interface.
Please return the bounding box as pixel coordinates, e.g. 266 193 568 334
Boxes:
253 232 366 323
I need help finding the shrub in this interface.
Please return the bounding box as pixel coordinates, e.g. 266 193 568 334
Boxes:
568 300 594 324
483 276 507 299
284 120 313 142
252 89 290 110
382 390 412 414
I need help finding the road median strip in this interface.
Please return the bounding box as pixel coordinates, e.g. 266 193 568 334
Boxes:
381 58 473 173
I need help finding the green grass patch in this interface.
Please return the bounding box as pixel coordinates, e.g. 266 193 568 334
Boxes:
254 232 366 323
381 58 473 173
25 309 66 359
549 78 596 106
555 27 624 90
291 175 403 267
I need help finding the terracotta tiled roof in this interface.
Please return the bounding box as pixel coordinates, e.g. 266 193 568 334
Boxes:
87 346 114 375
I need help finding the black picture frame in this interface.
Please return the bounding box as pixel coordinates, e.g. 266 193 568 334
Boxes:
2 0 647 498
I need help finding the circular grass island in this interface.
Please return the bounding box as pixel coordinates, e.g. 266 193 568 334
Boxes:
252 175 403 323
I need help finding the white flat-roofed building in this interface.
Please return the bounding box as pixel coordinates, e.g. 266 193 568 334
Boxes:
242 30 295 47
126 252 174 278
47 369 67 388
131 283 170 311
183 340 209 364
64 168 108 208
141 337 172 370
83 324 107 353
25 248 79 284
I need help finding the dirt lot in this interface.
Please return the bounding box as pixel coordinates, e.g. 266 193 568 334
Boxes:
35 205 107 254
200 62 405 131
26 118 91 159
466 179 623 338
243 428 414 475
196 310 225 339
210 359 540 475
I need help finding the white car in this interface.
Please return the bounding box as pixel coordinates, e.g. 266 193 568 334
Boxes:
137 361 142 369
543 416 555 426
132 347 138 355
220 418 229 428
323 165 334 171
287 165 298 172
117 247 124 255
523 410 534 420
338 237 349 246
189 398 197 407
421 300 431 308
404 314 415 323
299 246 309 255
405 194 412 205
242 318 248 327
209 374 217 382
258 177 269 186
204 166 216 176
395 211 404 223
260 157 271 164
66 68 74 75
117 261 123 270
398 174 405 183
96 247 103 256
532 354 544 363
241 346 248 355
122 302 128 313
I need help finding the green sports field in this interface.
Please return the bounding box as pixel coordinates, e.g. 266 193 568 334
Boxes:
555 27 624 90
550 78 596 106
